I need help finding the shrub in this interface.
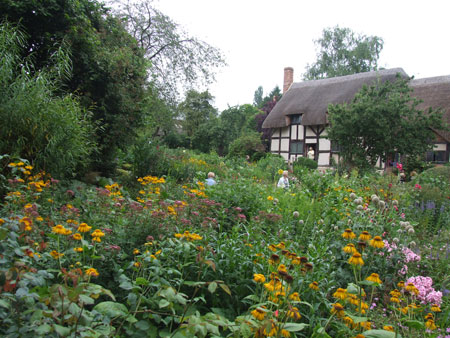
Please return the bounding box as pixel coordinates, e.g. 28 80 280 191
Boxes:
227 132 266 159
293 156 318 170
0 23 96 179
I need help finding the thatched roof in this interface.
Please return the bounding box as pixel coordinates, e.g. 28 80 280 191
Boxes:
262 68 409 128
410 76 450 142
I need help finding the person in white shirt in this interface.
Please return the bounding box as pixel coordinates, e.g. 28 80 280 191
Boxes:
277 170 290 189
205 172 217 186
307 147 315 160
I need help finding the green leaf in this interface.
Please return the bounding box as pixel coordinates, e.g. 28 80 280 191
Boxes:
402 319 424 330
363 329 402 338
283 323 308 332
158 299 170 308
135 277 149 286
35 324 52 335
219 283 231 296
0 299 10 309
135 320 151 331
208 282 218 293
79 294 95 305
93 301 128 318
347 314 368 324
53 324 71 336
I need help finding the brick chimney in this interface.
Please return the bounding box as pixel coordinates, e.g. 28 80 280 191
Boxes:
283 67 294 93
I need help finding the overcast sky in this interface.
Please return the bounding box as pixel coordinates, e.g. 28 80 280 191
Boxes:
154 0 450 111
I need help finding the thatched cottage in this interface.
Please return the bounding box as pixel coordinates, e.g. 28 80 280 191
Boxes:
262 67 450 167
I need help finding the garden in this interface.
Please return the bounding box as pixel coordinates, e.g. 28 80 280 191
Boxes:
1 151 449 338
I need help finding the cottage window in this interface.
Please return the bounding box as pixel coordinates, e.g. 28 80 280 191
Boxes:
426 150 446 163
290 141 304 154
290 114 302 125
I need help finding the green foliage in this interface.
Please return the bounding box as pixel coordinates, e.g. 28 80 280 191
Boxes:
1 1 149 175
327 75 446 171
0 23 96 178
304 26 384 80
130 138 171 179
228 132 266 160
293 156 319 171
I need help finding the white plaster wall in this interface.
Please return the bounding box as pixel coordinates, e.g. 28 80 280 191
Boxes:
319 138 331 151
272 129 280 137
280 152 289 161
271 139 279 152
280 139 289 151
306 127 316 137
298 126 304 139
318 153 329 166
281 127 290 137
434 143 447 151
321 129 328 136
305 139 317 144
291 125 297 139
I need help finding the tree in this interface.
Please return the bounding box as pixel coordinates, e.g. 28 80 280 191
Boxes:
0 0 150 173
253 86 264 107
304 26 384 80
178 90 217 150
111 0 226 102
327 75 446 170
0 23 96 178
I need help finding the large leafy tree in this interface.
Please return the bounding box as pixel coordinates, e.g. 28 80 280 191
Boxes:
304 26 384 80
0 0 149 173
327 75 446 170
111 0 225 102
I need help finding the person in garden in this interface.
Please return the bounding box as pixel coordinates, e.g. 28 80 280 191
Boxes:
277 170 290 189
205 172 217 186
307 146 315 160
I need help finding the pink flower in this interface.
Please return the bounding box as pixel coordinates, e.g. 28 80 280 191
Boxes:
406 276 443 305
414 184 422 190
396 163 403 170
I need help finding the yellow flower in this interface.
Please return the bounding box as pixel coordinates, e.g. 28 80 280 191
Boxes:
348 252 364 266
309 281 319 291
289 292 301 301
278 169 284 175
0 218 5 225
425 319 437 330
267 195 274 201
92 237 101 243
405 283 419 295
133 249 140 255
275 242 285 249
74 247 83 253
277 264 287 273
50 250 64 259
333 288 347 300
250 307 266 320
431 304 441 312
85 268 99 277
343 243 357 254
253 274 266 283
390 296 400 304
73 233 82 240
91 229 105 238
366 273 382 284
52 224 67 235
287 306 301 320
280 329 291 337
134 262 141 267
331 303 345 318
78 223 92 233
383 325 394 332
342 228 356 239
359 231 371 241
397 281 405 288
369 236 385 248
